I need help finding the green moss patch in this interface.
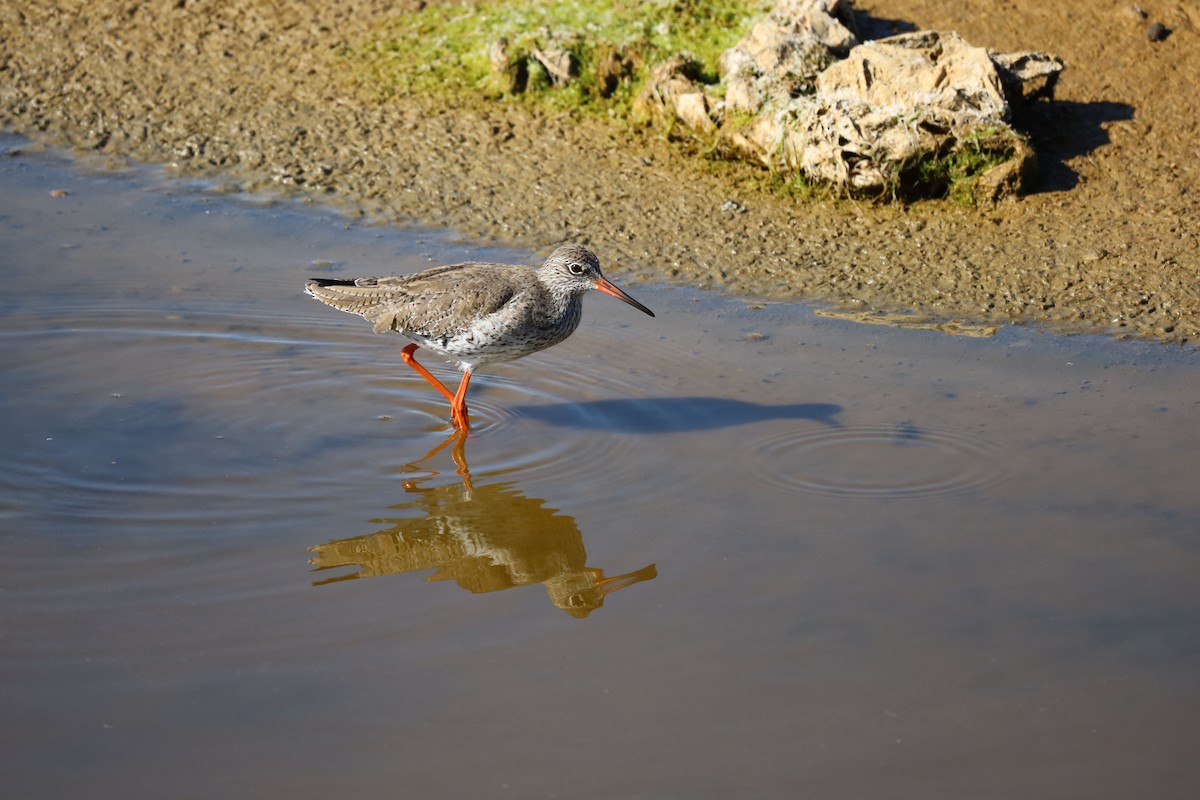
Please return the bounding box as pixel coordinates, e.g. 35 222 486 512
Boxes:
346 0 771 114
895 127 1031 203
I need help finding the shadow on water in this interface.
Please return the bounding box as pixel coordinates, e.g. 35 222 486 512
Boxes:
308 432 657 618
511 396 843 434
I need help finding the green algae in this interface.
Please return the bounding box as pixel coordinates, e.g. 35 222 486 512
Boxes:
346 0 771 114
899 127 1031 203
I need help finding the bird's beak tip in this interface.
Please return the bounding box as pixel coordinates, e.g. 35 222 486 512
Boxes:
594 278 655 317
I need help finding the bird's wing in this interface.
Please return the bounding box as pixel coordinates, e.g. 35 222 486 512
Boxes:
306 263 528 338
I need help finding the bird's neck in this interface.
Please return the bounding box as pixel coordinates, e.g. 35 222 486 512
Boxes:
536 286 584 329
558 290 585 316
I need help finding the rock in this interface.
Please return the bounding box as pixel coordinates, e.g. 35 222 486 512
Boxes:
990 50 1066 101
632 54 715 136
820 32 1009 118
715 115 778 167
489 38 527 95
639 0 1064 200
673 92 717 136
790 30 1059 196
492 33 637 98
719 0 858 113
974 137 1038 202
528 28 579 87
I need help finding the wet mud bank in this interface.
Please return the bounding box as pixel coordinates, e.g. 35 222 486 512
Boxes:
3 0 1199 344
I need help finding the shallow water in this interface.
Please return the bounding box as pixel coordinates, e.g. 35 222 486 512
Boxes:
2 137 1199 798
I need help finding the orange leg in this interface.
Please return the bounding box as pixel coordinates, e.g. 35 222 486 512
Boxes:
450 369 473 431
400 344 472 430
400 344 455 402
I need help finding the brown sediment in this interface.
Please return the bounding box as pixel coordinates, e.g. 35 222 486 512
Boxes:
2 0 1198 344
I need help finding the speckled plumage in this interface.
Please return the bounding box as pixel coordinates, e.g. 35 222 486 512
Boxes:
305 244 653 430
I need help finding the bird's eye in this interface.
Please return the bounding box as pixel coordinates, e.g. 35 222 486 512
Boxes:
568 262 585 276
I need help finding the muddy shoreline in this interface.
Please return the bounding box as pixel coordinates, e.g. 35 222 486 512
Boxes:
3 0 1198 344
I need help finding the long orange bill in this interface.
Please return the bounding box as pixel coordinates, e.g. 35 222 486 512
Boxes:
594 277 655 317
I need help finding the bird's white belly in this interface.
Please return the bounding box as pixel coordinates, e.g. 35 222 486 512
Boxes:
405 313 569 371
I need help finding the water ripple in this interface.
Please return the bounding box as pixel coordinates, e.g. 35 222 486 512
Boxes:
749 422 1018 501
0 305 684 527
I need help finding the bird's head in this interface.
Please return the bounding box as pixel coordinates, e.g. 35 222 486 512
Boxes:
540 244 654 317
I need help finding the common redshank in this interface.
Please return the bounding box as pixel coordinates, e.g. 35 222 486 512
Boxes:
305 244 653 430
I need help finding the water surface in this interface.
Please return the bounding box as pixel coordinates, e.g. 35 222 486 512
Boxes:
2 138 1198 798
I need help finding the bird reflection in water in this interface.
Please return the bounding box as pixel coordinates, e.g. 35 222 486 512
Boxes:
309 431 657 618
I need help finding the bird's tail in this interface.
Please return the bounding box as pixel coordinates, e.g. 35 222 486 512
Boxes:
305 277 357 295
304 277 398 332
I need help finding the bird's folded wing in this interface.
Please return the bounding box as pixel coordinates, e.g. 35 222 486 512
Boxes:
308 264 525 338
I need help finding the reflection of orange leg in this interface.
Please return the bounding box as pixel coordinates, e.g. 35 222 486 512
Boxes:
401 428 473 493
448 429 474 493
409 428 462 465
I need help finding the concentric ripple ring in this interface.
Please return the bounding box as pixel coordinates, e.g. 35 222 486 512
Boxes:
751 423 1017 500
